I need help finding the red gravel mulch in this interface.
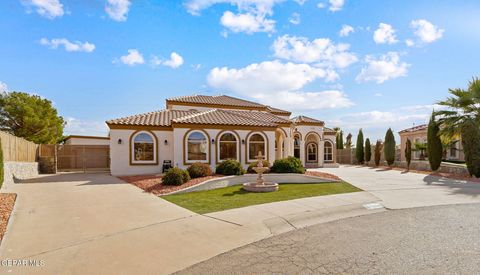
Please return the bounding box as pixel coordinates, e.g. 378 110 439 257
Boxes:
305 171 342 181
119 174 225 195
0 193 17 244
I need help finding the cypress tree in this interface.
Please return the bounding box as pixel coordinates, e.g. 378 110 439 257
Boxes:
365 138 372 164
427 112 443 171
384 128 396 166
338 131 344 149
374 140 382 166
461 119 480 177
355 129 364 164
405 138 412 170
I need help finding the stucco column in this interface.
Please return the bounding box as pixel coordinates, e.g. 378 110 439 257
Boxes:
300 140 305 166
319 140 324 167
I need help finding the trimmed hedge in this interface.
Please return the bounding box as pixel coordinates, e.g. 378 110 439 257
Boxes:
187 162 212 178
247 160 270 173
216 159 245 176
270 156 305 174
162 167 190 186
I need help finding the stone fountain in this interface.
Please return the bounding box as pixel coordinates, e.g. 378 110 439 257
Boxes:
242 151 279 192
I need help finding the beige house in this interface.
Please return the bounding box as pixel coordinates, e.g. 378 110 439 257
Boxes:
399 124 464 162
106 95 338 176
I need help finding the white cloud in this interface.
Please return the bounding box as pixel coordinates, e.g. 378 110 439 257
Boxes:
206 60 352 111
185 0 292 34
356 52 409 84
151 52 184 69
339 24 354 37
289 12 301 25
40 38 95 53
118 49 144 66
105 0 131 22
410 19 444 44
22 0 64 19
317 2 326 8
65 117 109 136
329 0 345 12
373 23 398 44
374 92 383 97
220 11 275 34
405 39 415 47
0 82 8 93
272 35 358 68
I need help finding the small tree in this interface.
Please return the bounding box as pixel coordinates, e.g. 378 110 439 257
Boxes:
338 131 344 149
405 138 412 171
461 119 480 177
365 138 372 164
427 112 443 171
355 129 365 164
374 140 382 166
384 128 396 166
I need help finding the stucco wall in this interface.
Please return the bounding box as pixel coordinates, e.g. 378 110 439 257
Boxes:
1 161 39 190
65 137 110 145
109 129 174 176
293 125 334 167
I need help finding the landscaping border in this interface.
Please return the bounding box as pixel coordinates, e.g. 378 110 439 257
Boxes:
0 193 17 246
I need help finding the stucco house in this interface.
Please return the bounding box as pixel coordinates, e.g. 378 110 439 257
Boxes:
399 124 464 162
106 95 337 176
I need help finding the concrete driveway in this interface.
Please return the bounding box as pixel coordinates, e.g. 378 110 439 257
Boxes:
313 165 480 209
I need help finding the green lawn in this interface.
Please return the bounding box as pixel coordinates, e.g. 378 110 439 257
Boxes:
162 182 362 214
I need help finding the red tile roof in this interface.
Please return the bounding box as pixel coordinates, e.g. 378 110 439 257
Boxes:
399 124 427 133
291 115 325 125
106 109 197 126
172 109 279 127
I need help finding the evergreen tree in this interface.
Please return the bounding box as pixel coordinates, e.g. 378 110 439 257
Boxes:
355 129 364 164
374 140 382 166
461 119 480 177
365 138 372 164
338 131 344 149
405 138 412 170
384 128 396 166
427 112 443 171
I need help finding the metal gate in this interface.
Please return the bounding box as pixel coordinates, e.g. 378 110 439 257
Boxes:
40 144 110 172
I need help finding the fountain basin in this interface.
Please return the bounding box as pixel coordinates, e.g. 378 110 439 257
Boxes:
242 182 279 192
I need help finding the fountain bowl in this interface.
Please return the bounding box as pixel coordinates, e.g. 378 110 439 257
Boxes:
242 182 279 192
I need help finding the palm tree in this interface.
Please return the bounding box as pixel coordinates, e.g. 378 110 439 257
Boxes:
435 77 480 139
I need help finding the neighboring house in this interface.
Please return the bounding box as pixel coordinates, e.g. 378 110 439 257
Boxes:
106 95 337 176
64 135 110 145
399 124 464 162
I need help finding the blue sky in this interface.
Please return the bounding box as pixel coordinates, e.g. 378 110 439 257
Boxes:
1 0 479 142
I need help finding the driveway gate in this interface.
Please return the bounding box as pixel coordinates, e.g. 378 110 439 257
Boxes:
40 144 110 172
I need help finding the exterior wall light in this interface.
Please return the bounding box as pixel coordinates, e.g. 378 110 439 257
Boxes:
164 139 168 145
118 138 122 145
211 139 215 144
241 139 245 144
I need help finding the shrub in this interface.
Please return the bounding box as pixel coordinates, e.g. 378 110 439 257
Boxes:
374 140 382 166
384 128 396 166
405 138 412 170
427 113 442 171
461 119 480 177
247 160 270 173
355 129 364 164
365 138 372 164
162 167 190 186
216 159 245 176
187 162 212 178
0 139 3 189
271 156 305 174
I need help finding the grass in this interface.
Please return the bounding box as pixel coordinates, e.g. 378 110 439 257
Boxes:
162 182 362 214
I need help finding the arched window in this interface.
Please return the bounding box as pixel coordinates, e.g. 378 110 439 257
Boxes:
307 143 317 162
294 135 300 159
248 133 266 161
219 132 238 161
187 131 208 162
324 141 333 162
131 132 156 164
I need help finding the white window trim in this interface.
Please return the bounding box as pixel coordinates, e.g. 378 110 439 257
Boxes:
217 131 240 162
185 130 209 164
247 132 267 162
306 142 318 162
131 131 157 165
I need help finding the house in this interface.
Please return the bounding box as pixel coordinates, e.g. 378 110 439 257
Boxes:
399 124 464 162
106 95 338 176
64 135 110 145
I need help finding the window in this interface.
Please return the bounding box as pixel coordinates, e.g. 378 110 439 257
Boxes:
248 133 265 161
132 132 156 164
307 143 317 162
187 131 208 162
324 141 333 162
450 141 458 158
219 132 238 161
294 135 300 159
